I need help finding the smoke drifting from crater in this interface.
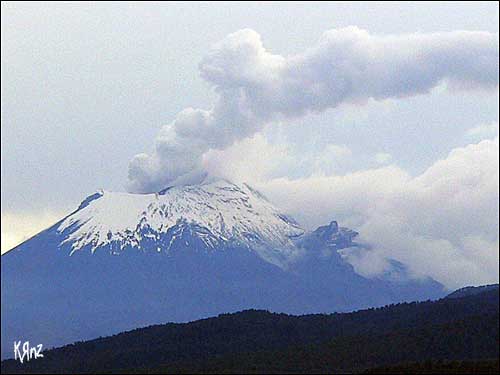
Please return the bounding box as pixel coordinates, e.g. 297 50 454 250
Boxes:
128 27 499 193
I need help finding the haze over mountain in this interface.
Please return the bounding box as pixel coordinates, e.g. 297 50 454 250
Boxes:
1 180 444 359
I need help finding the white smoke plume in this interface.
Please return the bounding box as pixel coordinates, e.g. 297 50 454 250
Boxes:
128 27 499 193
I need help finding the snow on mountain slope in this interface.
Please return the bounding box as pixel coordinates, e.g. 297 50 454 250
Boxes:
56 180 304 266
2 181 447 360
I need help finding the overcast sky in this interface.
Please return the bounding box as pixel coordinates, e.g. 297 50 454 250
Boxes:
1 2 499 288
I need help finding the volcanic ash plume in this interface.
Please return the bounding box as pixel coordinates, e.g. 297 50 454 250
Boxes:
127 27 499 193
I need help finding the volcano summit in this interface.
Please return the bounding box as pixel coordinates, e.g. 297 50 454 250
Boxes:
1 180 444 358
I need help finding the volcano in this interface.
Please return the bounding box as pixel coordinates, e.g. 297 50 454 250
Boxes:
1 179 444 358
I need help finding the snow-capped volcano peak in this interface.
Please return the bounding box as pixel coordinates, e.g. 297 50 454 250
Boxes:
56 180 304 267
3 182 445 359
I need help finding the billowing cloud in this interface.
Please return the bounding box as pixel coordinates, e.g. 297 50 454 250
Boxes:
128 27 499 193
466 121 499 139
204 134 499 289
258 138 499 289
201 134 290 184
201 135 355 183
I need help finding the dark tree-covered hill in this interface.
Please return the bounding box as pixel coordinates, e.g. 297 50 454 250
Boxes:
446 284 499 299
1 287 498 374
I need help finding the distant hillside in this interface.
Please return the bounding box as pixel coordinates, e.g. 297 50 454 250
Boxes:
1 288 498 374
446 284 499 299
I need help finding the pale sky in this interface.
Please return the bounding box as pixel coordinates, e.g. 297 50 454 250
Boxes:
1 0 499 289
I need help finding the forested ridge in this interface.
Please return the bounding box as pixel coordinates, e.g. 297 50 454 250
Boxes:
1 286 498 374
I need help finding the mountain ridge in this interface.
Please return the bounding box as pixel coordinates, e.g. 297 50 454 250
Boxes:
2 286 497 373
445 283 499 299
1 180 445 359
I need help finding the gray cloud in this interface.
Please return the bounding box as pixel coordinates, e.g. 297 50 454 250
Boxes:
128 27 499 193
259 137 499 289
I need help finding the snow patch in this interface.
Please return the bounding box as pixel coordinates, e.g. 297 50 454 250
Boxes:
57 180 304 267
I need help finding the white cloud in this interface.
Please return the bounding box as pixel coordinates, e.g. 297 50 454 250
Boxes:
313 144 352 175
201 136 354 183
202 134 290 183
128 27 499 193
466 121 498 139
257 138 499 289
374 152 392 164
